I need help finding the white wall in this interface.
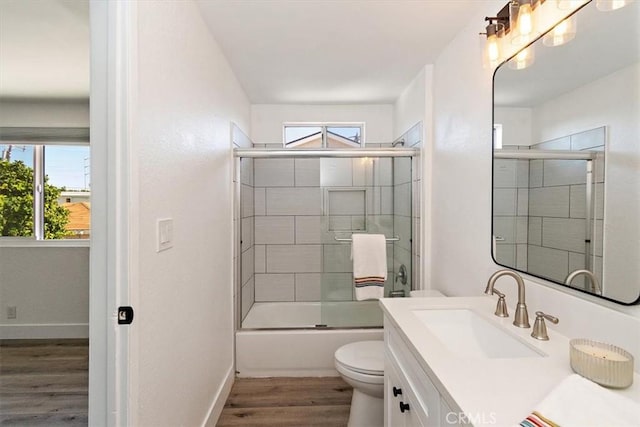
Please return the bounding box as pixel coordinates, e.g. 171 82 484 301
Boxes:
429 2 640 367
0 246 89 338
494 107 532 147
131 1 250 425
393 66 427 140
0 98 89 127
0 97 89 343
251 104 393 144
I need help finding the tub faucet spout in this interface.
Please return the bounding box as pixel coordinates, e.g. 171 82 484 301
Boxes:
485 269 530 328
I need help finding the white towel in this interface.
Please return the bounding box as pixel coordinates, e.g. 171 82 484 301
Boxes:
520 374 640 427
351 234 387 301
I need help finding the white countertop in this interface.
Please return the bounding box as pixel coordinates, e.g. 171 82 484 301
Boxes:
380 296 640 426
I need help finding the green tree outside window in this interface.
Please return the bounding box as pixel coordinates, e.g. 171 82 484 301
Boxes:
0 159 70 239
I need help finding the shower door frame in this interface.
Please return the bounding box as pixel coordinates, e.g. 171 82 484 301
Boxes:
234 147 420 330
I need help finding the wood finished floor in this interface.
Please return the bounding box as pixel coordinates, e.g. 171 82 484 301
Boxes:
217 377 353 427
0 339 88 426
1 341 351 426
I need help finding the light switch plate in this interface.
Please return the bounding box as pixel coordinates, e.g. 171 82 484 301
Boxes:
157 218 173 252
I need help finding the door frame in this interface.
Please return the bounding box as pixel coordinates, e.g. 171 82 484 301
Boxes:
89 2 137 425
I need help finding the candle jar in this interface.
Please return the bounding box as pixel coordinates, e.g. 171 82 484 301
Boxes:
570 339 634 388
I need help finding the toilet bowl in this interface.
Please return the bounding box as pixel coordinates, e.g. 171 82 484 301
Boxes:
334 340 384 427
335 291 446 426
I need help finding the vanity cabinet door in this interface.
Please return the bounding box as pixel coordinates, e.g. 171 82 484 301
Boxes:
385 355 426 427
385 357 409 427
385 322 441 426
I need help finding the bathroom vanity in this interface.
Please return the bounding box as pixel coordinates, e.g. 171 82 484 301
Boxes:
380 296 640 426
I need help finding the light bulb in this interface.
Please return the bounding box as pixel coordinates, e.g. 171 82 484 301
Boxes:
510 0 538 46
519 4 533 35
596 0 629 11
487 34 501 62
482 22 505 68
543 16 577 46
509 46 535 70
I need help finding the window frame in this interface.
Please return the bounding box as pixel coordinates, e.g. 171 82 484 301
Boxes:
283 122 365 148
0 133 90 245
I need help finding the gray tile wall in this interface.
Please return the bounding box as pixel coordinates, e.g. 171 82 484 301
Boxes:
251 156 397 302
239 159 255 319
527 127 605 287
393 121 422 295
493 147 530 272
494 127 605 288
233 124 256 325
244 123 422 304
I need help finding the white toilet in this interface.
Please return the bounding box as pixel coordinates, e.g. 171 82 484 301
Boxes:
334 290 446 426
335 340 385 427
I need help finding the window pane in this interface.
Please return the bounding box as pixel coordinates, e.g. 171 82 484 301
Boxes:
327 126 361 148
44 145 90 239
284 126 322 147
1 144 35 237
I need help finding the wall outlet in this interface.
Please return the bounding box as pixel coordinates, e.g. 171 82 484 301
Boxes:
7 306 17 319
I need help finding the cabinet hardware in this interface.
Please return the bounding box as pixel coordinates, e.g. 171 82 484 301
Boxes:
399 402 410 413
393 386 402 397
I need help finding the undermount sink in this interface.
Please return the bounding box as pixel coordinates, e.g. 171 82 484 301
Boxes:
412 309 544 359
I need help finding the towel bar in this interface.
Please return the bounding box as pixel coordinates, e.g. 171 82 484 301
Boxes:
334 236 400 242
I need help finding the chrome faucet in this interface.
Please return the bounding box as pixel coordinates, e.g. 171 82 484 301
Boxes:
566 269 601 295
485 270 530 328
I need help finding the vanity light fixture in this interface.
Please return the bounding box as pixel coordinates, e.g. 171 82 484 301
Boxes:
595 0 629 11
482 19 507 68
482 0 591 69
543 15 577 46
480 0 540 69
510 0 540 46
508 45 536 69
480 3 510 69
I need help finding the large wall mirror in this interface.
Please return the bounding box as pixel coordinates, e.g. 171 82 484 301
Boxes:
492 0 639 304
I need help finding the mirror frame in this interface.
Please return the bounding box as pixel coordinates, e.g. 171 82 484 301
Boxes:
489 1 640 305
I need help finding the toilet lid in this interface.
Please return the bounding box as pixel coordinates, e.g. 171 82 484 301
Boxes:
335 341 384 375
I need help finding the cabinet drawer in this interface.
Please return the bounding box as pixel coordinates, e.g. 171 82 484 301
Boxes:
386 350 429 426
386 321 441 425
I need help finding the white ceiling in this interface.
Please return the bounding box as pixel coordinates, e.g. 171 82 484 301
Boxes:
0 0 89 100
5 1 636 107
197 0 486 104
0 0 486 104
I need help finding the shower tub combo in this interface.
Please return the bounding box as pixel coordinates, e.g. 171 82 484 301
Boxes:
233 147 420 377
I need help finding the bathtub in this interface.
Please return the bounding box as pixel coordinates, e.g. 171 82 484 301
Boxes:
236 301 384 377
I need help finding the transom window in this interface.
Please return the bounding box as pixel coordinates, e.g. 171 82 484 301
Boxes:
284 123 364 148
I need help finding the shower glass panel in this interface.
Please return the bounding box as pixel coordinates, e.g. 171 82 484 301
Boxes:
319 156 412 328
237 150 416 330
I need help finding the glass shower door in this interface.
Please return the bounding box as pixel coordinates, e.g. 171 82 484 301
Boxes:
319 156 412 328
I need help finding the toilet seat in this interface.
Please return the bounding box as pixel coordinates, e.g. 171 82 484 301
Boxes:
334 340 384 376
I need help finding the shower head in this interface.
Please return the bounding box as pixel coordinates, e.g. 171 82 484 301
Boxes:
392 139 405 147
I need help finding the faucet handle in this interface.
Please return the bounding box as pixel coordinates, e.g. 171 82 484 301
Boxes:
531 311 559 341
491 288 508 318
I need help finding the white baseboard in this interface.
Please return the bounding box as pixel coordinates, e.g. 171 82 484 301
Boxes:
0 323 89 339
202 365 235 427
